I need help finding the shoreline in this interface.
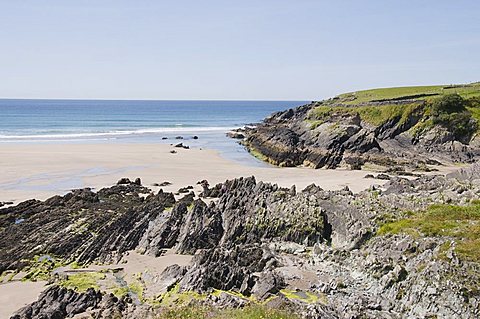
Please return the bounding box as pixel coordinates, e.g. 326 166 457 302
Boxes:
0 142 459 204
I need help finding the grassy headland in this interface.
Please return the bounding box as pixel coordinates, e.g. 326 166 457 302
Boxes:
307 82 480 136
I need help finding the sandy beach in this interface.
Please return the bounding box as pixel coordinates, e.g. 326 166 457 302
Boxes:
0 280 48 318
0 142 417 204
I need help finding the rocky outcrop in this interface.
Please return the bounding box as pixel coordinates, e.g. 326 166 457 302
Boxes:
0 179 175 272
178 244 280 295
10 285 144 319
4 165 480 318
240 88 480 170
11 286 104 319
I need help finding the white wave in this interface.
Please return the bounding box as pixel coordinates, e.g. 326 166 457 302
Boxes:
0 126 235 140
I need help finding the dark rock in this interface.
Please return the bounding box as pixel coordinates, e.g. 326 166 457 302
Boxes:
155 264 188 293
177 186 193 194
0 202 10 209
178 244 275 294
175 136 184 139
117 178 132 185
376 173 391 180
197 180 210 196
174 143 190 149
11 286 104 319
153 181 172 187
345 157 364 170
193 136 199 140
251 270 285 300
226 131 246 139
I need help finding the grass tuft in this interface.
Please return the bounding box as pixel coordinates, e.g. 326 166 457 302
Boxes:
158 304 299 319
59 272 106 292
377 203 480 262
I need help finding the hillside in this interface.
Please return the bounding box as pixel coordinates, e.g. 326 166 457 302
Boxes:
241 83 480 171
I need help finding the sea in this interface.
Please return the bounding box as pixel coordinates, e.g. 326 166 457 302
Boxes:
0 99 305 165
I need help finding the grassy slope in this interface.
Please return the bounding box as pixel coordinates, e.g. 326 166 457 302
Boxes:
308 82 480 127
338 83 480 104
378 203 480 263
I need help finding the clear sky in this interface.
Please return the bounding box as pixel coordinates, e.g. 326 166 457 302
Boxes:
0 0 479 100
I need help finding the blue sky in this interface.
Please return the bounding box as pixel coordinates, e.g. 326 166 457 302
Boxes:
0 1 479 100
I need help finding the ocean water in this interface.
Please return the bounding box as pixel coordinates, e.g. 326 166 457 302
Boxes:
0 99 305 165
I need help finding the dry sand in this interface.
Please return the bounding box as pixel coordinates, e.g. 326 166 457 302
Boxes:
0 281 48 318
0 142 444 204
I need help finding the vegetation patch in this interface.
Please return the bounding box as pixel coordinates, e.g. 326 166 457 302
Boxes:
153 283 207 306
309 102 424 127
22 255 66 282
59 271 106 292
158 304 300 319
338 83 480 105
0 270 17 282
429 94 477 138
308 87 480 138
280 289 325 304
377 203 480 262
242 143 276 164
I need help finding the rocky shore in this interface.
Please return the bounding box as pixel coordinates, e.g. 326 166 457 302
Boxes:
239 84 480 170
2 84 480 319
2 162 480 318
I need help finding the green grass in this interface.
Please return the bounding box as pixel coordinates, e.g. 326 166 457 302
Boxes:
153 286 300 319
22 255 67 282
309 102 424 126
338 82 480 105
377 203 480 262
158 305 300 319
467 106 480 124
59 271 106 292
307 83 480 134
111 278 145 300
280 289 325 304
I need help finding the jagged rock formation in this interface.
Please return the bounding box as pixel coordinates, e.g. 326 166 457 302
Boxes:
0 179 175 272
4 168 480 318
240 83 480 169
11 285 152 319
11 286 105 319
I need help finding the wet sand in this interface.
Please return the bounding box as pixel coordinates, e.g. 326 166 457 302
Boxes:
0 142 418 204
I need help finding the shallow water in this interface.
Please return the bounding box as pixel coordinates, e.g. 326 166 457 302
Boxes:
0 99 305 166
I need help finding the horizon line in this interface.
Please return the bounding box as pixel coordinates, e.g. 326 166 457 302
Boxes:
0 97 312 102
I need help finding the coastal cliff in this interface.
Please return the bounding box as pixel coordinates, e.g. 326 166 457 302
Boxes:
241 83 480 170
2 167 480 318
